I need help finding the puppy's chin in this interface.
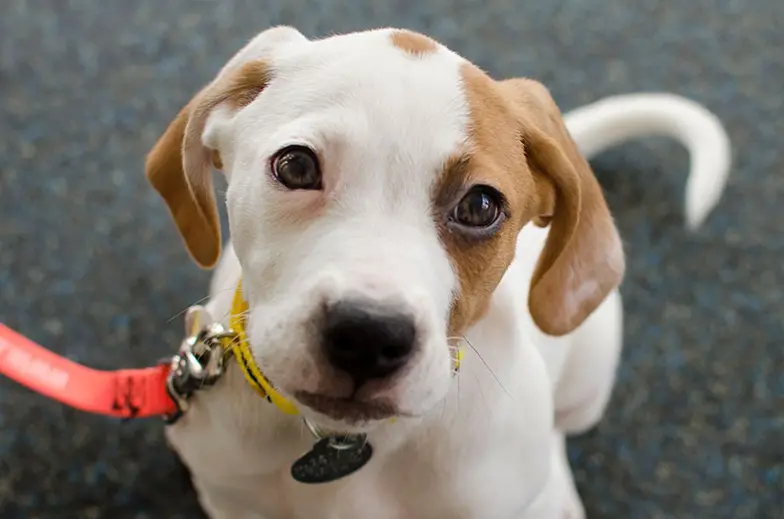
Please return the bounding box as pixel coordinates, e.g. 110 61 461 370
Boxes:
274 361 453 433
291 380 450 435
294 394 393 435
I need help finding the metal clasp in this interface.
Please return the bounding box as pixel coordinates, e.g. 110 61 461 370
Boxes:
164 305 235 423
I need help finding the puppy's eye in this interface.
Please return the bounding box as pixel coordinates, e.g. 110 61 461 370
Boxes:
271 146 322 190
451 186 503 228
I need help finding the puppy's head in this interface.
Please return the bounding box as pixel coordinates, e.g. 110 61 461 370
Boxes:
146 27 624 431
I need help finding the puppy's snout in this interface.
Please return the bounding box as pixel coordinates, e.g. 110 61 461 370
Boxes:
322 299 417 384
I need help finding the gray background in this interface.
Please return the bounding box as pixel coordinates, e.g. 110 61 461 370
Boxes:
0 1 781 518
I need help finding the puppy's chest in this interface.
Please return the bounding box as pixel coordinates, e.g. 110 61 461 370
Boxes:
213 448 507 519
192 413 541 519
270 469 418 519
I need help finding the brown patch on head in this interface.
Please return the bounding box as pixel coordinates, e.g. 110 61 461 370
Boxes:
436 63 624 337
433 154 471 210
436 64 545 335
145 60 271 268
390 29 438 57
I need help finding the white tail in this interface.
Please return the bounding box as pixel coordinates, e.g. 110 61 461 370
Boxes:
563 93 732 230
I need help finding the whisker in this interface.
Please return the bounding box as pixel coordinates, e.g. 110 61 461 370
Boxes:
455 363 461 424
462 335 512 399
228 311 252 331
472 371 494 420
438 398 447 422
299 419 307 442
219 307 234 323
166 286 238 323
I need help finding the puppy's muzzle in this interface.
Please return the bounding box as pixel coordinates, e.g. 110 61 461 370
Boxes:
322 299 417 387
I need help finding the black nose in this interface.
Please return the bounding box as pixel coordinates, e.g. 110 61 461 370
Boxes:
322 299 417 384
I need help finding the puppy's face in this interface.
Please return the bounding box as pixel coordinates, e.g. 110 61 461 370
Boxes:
146 27 624 431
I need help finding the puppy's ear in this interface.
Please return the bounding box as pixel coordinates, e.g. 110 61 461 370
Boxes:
498 78 625 336
145 26 307 268
145 62 270 268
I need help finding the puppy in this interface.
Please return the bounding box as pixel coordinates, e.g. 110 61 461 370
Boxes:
145 27 731 519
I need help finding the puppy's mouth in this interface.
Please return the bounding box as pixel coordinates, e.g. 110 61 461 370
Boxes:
295 391 400 423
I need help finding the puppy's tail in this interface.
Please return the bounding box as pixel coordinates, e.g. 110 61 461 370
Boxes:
563 93 731 230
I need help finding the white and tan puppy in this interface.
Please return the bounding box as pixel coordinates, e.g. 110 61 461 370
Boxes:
146 27 731 519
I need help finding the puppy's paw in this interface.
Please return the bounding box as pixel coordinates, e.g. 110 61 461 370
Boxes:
561 500 586 519
559 470 586 519
552 432 587 519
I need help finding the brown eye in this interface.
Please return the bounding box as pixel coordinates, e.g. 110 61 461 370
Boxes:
452 186 503 228
271 146 322 190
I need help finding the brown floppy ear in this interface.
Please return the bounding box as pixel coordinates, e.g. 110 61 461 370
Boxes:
498 78 625 336
145 61 271 268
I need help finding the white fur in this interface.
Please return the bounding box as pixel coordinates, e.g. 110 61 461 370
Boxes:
164 27 731 519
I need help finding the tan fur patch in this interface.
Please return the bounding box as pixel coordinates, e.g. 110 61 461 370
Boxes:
390 29 438 57
437 64 544 336
439 63 624 337
146 60 271 268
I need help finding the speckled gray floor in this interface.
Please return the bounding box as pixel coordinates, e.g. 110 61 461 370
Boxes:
0 1 781 518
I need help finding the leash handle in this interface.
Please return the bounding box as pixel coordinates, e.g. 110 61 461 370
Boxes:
0 323 177 418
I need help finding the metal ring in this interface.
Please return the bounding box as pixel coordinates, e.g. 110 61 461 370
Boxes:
327 435 366 451
303 417 324 439
303 417 366 450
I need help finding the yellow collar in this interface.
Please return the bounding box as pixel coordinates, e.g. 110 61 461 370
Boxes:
223 281 299 415
223 280 463 416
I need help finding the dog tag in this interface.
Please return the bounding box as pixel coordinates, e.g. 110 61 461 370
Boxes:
290 435 373 484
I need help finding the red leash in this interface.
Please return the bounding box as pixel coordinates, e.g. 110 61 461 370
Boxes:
0 323 177 418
